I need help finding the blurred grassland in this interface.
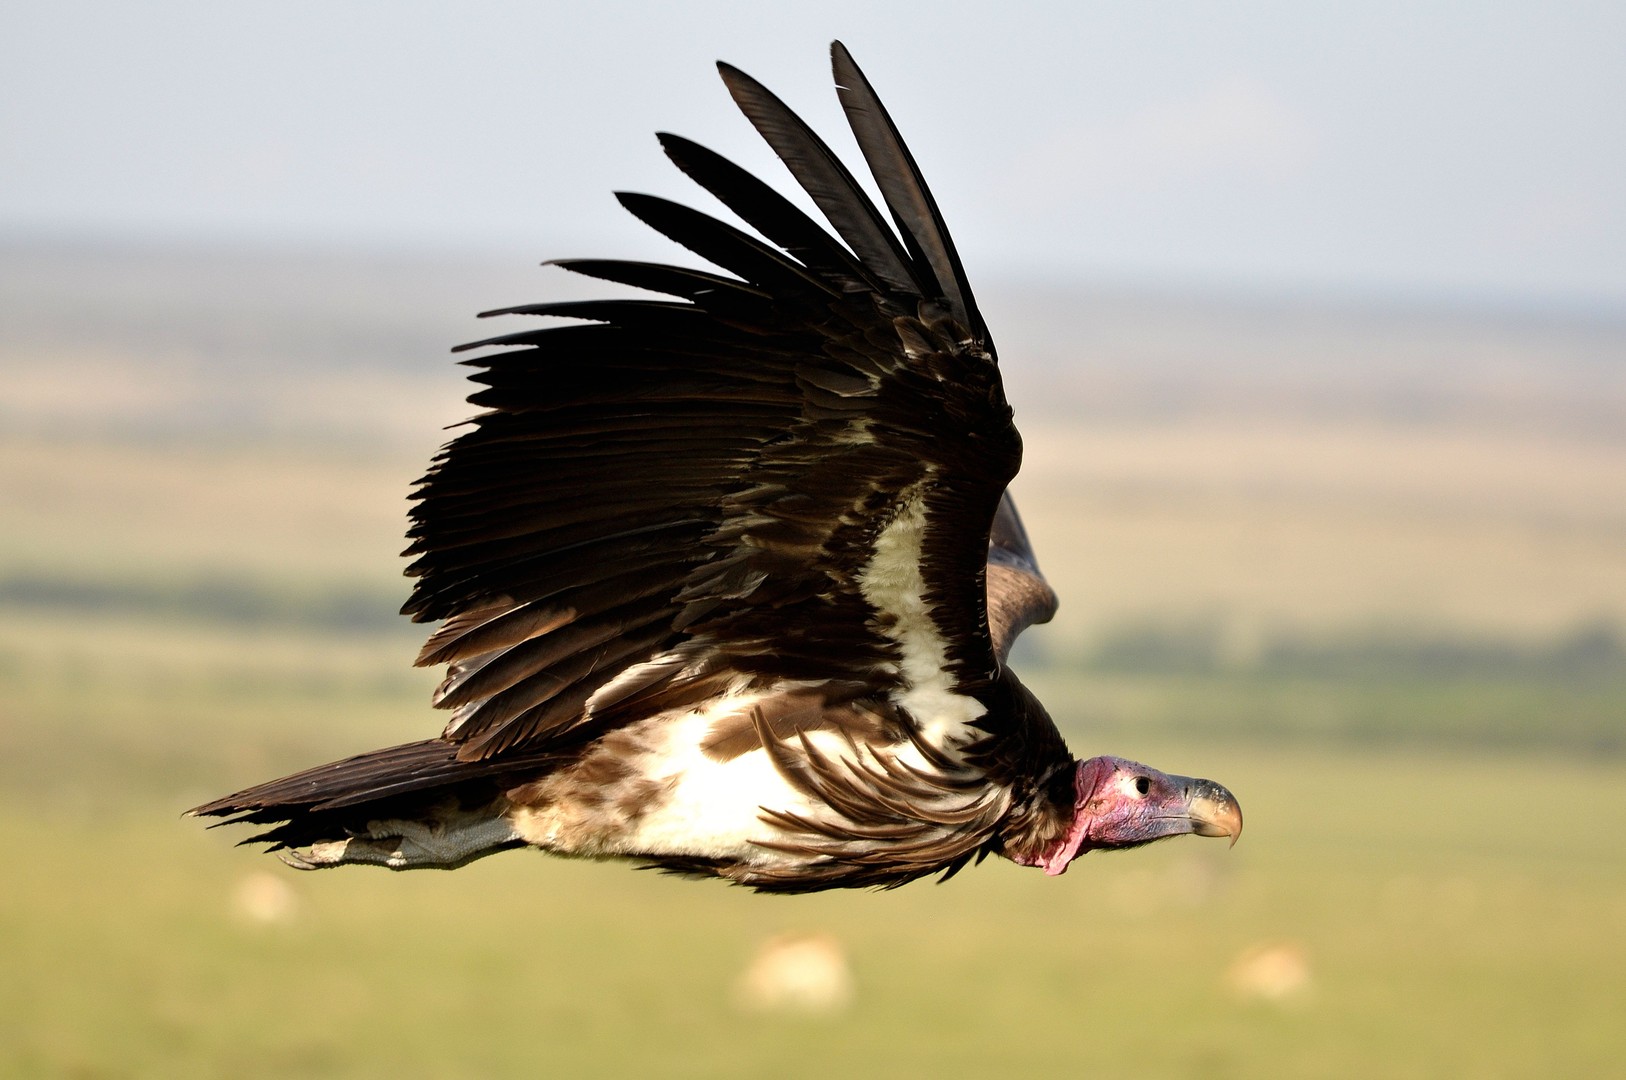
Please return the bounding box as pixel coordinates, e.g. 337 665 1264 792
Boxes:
2 246 1625 1077
3 747 1624 1079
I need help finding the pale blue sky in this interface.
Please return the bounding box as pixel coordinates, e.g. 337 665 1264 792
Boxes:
3 1 1623 307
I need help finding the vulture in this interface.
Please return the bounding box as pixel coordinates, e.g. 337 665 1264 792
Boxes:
191 42 1241 892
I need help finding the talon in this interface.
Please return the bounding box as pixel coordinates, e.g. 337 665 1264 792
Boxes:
278 848 320 871
279 838 352 870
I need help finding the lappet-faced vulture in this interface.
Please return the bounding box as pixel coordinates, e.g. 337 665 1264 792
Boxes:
191 42 1241 892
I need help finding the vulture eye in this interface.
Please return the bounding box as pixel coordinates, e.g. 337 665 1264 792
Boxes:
1134 776 1151 796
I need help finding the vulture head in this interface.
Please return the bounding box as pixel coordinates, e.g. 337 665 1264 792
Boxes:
1019 756 1243 876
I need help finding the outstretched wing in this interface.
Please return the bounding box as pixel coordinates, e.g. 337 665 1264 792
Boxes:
986 492 1059 663
403 43 1025 771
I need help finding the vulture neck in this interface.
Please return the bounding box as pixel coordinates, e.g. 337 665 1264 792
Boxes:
981 670 1080 873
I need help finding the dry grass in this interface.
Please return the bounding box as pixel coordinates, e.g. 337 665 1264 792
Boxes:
1015 417 1626 644
0 435 416 584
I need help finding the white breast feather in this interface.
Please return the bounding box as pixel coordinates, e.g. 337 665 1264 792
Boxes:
622 702 822 857
513 688 837 863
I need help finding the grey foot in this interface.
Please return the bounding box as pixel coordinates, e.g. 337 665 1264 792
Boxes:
280 815 521 871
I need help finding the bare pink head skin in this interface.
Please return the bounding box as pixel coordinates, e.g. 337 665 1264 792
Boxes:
1018 755 1244 876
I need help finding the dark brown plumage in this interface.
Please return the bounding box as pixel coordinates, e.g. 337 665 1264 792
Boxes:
191 42 1241 892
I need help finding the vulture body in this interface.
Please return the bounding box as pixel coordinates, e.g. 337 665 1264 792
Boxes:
191 43 1241 892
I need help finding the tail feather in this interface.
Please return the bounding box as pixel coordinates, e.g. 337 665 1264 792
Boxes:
188 738 555 854
193 739 468 817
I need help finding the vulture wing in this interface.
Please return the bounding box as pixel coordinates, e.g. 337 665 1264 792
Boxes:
986 492 1059 664
405 43 1029 774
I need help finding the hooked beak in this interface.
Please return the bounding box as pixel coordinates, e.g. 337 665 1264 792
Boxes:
1179 776 1244 847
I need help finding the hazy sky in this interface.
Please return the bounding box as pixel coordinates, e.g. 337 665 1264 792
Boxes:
4 2 1623 307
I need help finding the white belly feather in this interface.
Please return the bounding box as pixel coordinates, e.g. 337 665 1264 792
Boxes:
509 692 837 862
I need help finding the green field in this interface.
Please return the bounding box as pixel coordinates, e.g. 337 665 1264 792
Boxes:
4 733 1623 1078
4 250 1625 1077
2 600 1623 1080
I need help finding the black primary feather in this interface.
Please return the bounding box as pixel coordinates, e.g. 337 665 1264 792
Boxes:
830 41 981 336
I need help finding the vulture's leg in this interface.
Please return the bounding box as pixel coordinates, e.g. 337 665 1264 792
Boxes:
280 813 521 871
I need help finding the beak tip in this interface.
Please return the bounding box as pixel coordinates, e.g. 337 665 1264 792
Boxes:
1185 780 1242 848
